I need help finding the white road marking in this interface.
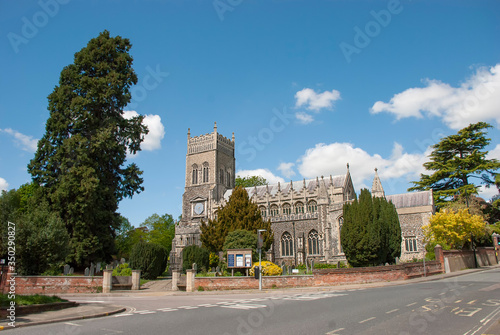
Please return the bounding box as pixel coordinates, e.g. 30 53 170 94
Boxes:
64 322 81 326
178 306 199 309
359 317 376 324
136 310 156 315
406 302 417 307
326 328 345 334
158 308 179 312
198 304 218 307
221 303 267 310
114 313 133 317
386 309 399 314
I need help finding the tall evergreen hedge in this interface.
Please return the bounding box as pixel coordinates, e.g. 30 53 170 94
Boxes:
129 242 168 279
340 189 401 267
182 245 209 272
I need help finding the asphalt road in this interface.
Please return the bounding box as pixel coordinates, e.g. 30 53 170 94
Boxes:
8 268 500 335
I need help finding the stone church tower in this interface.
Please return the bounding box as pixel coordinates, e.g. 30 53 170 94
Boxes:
170 123 235 270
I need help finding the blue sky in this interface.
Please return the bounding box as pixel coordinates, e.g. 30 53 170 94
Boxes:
1 0 499 227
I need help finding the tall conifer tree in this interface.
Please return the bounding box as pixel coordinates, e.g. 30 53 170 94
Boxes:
409 122 499 207
28 31 147 267
341 189 401 267
200 186 272 253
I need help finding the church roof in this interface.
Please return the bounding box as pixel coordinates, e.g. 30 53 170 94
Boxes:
386 190 434 209
224 174 347 201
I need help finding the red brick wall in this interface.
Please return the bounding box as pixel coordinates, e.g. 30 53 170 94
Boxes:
1 274 102 295
195 262 443 291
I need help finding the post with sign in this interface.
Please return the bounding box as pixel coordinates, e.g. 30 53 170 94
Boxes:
258 229 266 291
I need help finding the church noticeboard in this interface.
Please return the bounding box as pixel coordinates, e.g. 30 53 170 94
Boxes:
226 249 252 268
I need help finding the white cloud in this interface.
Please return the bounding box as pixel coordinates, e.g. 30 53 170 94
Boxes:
0 178 8 192
487 144 500 160
123 111 165 151
236 169 285 185
371 64 500 129
478 185 499 202
297 142 430 192
1 128 38 152
277 162 296 179
295 88 341 111
295 112 314 124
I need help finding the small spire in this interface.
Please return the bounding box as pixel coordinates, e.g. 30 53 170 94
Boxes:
278 182 281 192
290 180 293 190
303 178 306 188
232 132 235 142
372 167 385 198
187 128 191 138
214 122 217 133
347 162 350 171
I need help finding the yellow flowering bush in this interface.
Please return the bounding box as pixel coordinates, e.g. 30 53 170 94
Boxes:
249 261 282 276
423 208 486 249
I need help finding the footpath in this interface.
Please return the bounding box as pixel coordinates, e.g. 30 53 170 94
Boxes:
0 266 499 332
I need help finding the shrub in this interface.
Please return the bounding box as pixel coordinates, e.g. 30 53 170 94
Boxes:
112 263 132 276
129 242 168 280
249 261 282 276
182 245 210 273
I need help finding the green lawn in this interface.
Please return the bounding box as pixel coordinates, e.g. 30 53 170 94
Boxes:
0 294 67 307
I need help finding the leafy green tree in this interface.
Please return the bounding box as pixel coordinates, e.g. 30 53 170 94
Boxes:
235 175 268 188
182 245 209 272
200 186 272 253
409 122 500 208
16 198 70 275
142 213 175 254
129 242 168 279
341 189 401 267
223 229 258 261
27 31 148 267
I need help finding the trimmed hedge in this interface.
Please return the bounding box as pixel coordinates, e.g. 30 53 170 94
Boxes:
129 242 168 279
182 245 209 273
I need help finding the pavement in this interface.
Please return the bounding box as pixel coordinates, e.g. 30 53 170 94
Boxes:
1 266 499 332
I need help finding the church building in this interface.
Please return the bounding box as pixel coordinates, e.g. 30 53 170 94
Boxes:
170 124 434 269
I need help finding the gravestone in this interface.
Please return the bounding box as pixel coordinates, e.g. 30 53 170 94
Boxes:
96 262 101 274
216 266 220 273
90 263 95 276
69 267 74 275
120 258 126 264
63 264 70 276
84 267 90 276
192 263 197 272
311 260 315 270
106 264 113 270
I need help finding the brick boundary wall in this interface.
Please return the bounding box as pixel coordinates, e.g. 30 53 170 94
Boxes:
194 261 443 291
443 247 498 273
1 274 103 295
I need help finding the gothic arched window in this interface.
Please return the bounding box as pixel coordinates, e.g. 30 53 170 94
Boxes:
281 232 293 257
192 164 198 185
308 230 319 255
295 201 304 214
307 200 317 213
270 204 279 216
282 203 291 215
259 206 267 218
219 168 224 185
202 162 209 183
